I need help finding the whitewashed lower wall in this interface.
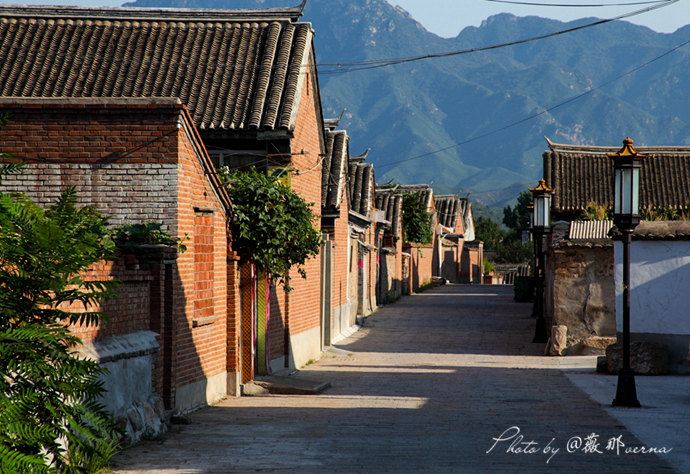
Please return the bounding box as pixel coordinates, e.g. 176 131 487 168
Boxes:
614 240 690 335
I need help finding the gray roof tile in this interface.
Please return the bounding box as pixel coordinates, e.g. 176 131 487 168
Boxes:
0 6 312 131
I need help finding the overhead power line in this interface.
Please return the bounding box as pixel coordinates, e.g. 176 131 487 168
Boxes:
317 0 679 75
377 36 690 171
484 0 671 7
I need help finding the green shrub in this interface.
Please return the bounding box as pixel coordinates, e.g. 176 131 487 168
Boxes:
114 222 188 253
0 187 120 472
402 192 433 244
220 168 321 290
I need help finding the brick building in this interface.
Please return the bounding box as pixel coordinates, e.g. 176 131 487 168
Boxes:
435 195 467 283
347 151 381 321
0 4 328 378
321 123 353 342
458 198 482 284
375 189 404 303
398 185 438 293
0 97 234 438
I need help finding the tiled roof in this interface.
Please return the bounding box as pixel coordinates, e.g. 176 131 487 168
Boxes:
435 195 461 229
0 6 313 131
544 140 690 214
568 220 614 240
348 160 374 217
375 189 403 239
397 184 434 211
321 129 349 213
613 221 690 240
459 198 475 242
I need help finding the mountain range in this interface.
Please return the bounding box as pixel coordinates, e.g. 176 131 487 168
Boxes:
125 0 690 207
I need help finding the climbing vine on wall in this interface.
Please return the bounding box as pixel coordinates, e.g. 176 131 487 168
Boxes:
220 167 321 290
402 192 433 244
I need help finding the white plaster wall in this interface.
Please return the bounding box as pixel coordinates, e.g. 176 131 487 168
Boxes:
614 241 690 334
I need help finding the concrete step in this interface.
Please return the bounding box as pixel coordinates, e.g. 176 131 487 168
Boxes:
253 374 331 395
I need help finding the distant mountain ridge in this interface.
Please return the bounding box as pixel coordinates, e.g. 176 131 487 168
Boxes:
125 0 690 206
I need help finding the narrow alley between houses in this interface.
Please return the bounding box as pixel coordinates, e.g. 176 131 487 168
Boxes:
113 286 675 473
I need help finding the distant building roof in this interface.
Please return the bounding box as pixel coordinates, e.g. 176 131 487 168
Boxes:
435 195 461 229
321 129 349 213
348 160 374 217
396 184 434 211
375 189 403 240
544 138 690 216
459 198 475 242
0 5 314 132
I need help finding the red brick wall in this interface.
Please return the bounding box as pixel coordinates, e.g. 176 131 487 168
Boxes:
0 101 233 407
0 102 180 231
324 202 350 339
67 255 157 343
461 243 484 283
285 68 324 340
405 243 435 292
174 124 229 390
364 222 378 315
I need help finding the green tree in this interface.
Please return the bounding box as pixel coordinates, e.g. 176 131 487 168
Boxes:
503 191 532 234
402 192 433 244
0 183 120 472
476 214 532 264
220 168 321 289
474 216 506 252
495 239 533 264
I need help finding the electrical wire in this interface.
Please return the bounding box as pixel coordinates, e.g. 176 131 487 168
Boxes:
1 0 676 79
377 36 690 171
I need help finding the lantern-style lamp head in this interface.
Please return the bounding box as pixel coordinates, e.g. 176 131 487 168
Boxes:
609 137 643 231
529 179 554 232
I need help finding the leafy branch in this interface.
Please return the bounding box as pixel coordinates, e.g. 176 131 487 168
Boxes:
220 167 321 290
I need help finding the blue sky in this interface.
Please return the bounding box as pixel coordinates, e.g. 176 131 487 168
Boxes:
9 0 690 34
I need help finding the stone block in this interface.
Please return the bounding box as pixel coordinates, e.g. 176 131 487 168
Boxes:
548 325 568 356
566 336 617 356
605 340 671 375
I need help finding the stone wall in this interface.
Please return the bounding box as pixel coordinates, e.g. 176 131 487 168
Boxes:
548 245 616 353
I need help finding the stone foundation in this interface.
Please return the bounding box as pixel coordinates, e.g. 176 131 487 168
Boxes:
79 330 167 445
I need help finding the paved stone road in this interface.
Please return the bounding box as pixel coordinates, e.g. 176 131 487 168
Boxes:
113 285 676 473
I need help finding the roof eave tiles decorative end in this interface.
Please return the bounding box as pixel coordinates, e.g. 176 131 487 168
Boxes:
0 5 306 22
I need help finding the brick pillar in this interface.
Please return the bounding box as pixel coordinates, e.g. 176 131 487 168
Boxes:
226 251 241 396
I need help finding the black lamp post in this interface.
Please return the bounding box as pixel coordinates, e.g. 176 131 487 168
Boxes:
529 179 553 344
609 137 643 408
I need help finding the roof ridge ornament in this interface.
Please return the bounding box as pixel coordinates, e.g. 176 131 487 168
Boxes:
609 136 642 158
530 178 553 194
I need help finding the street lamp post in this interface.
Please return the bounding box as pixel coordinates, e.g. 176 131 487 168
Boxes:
609 137 643 408
529 179 553 344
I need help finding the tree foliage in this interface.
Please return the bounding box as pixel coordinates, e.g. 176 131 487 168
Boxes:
402 192 433 244
0 185 120 472
220 168 321 289
475 215 532 264
502 191 532 232
475 216 505 252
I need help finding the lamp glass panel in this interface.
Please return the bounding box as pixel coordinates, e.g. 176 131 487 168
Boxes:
535 197 545 227
622 168 632 215
632 167 640 215
543 195 551 227
614 168 622 215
